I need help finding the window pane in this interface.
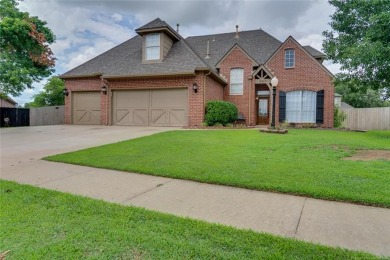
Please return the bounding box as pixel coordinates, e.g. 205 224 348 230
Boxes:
146 34 160 47
230 68 243 95
146 46 160 60
285 49 295 68
286 90 316 123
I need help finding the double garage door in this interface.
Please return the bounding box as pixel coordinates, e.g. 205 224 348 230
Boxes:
72 89 188 126
112 89 188 126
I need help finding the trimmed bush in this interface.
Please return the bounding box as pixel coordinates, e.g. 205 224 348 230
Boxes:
334 106 346 128
205 101 238 126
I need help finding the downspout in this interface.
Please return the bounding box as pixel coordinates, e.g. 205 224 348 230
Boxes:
203 71 211 122
248 76 253 126
101 77 109 126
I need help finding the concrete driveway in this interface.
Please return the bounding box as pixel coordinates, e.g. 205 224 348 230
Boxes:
1 125 390 257
0 125 178 168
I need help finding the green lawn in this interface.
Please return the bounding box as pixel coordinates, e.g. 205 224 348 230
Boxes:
0 180 380 259
45 129 390 208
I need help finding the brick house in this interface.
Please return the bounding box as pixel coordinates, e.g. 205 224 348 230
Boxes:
61 18 334 127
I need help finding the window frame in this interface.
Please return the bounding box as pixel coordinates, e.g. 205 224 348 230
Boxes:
145 33 161 61
286 90 316 123
229 68 244 95
284 49 295 68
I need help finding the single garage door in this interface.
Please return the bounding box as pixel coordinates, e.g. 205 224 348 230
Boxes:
72 92 101 124
113 89 188 126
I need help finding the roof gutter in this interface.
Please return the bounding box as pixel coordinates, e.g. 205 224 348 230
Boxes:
195 67 227 85
102 71 196 79
59 73 103 79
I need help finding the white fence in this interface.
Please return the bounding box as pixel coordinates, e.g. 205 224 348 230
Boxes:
341 107 390 130
30 106 64 126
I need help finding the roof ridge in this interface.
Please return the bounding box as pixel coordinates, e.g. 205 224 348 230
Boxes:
186 28 277 39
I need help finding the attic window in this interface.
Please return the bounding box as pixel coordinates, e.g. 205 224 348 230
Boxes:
145 33 160 60
285 49 295 68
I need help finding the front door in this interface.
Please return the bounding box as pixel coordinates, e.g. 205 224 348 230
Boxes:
257 97 269 125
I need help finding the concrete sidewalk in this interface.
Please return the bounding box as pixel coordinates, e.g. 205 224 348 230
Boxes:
1 125 389 257
2 160 389 257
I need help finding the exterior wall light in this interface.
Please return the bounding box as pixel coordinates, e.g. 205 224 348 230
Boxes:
192 83 198 93
270 76 278 127
63 88 69 96
101 85 107 95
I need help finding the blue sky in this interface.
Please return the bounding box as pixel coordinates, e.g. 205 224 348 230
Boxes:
14 0 340 105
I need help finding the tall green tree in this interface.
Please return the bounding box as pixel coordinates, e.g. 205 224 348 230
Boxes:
323 0 390 99
25 77 64 108
0 0 55 97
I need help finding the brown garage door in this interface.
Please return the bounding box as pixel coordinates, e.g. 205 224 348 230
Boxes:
72 92 101 125
113 89 188 126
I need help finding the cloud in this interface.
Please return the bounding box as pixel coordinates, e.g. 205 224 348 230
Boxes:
13 0 337 105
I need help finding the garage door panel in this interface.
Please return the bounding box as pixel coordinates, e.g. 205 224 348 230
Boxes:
73 92 101 125
151 109 168 126
115 109 148 126
116 90 149 108
169 109 187 126
113 89 187 126
151 89 187 108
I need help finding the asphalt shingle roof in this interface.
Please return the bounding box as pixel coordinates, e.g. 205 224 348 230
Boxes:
303 45 326 58
185 29 282 67
135 18 168 31
61 18 325 79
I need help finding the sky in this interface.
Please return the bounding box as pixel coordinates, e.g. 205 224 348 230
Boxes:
13 0 340 105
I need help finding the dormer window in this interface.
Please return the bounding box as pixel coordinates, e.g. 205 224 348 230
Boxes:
145 33 160 61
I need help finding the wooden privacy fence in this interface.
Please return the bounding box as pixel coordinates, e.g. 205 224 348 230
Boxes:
30 106 64 126
341 107 390 130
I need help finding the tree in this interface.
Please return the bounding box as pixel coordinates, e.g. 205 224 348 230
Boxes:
25 76 64 107
0 0 55 97
323 0 390 98
336 82 390 108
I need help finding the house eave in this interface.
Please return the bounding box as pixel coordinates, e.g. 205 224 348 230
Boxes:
59 73 103 79
102 71 196 79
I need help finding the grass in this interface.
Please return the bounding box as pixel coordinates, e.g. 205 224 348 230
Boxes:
0 180 381 259
45 129 390 208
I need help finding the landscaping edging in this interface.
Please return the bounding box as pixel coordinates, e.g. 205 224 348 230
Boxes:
260 129 288 134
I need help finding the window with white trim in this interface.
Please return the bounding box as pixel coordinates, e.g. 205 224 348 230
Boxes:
230 68 244 95
145 33 160 60
286 90 316 123
285 49 295 68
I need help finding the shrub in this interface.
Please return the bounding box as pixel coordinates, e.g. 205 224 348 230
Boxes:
334 106 346 128
205 101 238 126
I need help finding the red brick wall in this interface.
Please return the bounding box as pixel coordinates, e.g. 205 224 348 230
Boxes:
64 74 206 127
205 75 224 102
219 46 254 124
266 38 335 127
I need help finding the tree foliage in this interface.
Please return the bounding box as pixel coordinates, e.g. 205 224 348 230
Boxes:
0 0 56 97
323 0 390 96
25 77 64 108
336 82 390 108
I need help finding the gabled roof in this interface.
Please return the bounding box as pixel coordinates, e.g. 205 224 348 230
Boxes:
214 43 259 68
135 18 167 31
135 18 180 41
266 36 334 78
60 30 225 84
0 93 17 105
186 29 282 67
303 45 326 58
61 18 326 82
